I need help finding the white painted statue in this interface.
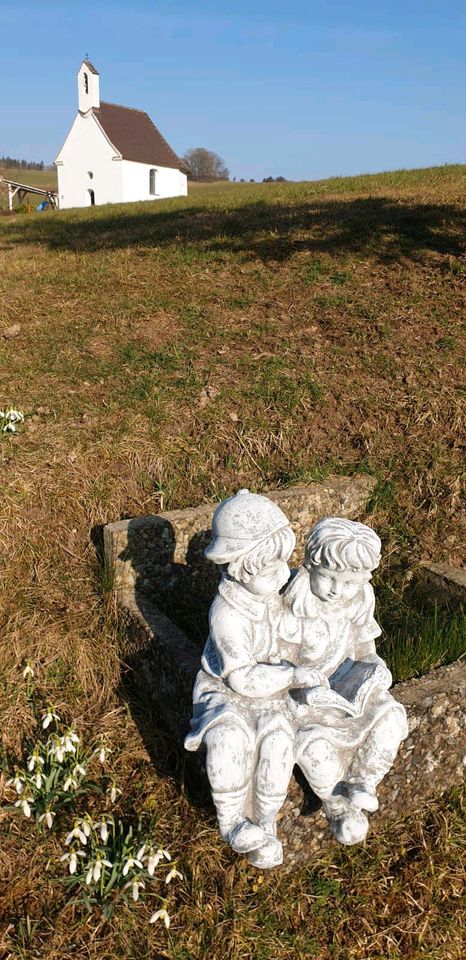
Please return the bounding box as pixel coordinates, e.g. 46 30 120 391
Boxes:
185 490 408 868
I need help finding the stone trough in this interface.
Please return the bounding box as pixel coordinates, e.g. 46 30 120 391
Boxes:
104 477 466 869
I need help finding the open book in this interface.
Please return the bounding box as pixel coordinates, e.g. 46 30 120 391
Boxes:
290 658 390 719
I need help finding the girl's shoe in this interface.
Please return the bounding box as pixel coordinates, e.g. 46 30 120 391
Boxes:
229 820 266 853
247 835 283 869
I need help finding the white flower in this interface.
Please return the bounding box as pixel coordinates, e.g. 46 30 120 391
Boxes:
136 844 146 861
92 856 112 882
60 849 86 874
146 846 170 875
38 810 55 829
1 410 24 433
42 707 60 730
122 854 144 876
15 796 32 817
72 763 87 777
94 819 111 842
165 866 183 884
27 751 44 772
63 776 78 792
124 878 145 901
22 663 34 679
35 772 43 788
65 824 88 846
5 408 24 423
108 782 121 804
7 774 25 795
149 908 170 929
61 730 79 753
96 743 111 764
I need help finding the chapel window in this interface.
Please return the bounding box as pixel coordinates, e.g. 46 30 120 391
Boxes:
149 168 157 195
83 72 89 94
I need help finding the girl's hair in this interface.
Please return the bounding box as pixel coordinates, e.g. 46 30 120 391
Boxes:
305 517 381 573
227 525 296 583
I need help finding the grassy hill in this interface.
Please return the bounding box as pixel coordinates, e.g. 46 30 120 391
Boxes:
0 164 465 959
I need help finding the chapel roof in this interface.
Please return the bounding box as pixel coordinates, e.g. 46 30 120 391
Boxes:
82 59 99 75
93 101 187 171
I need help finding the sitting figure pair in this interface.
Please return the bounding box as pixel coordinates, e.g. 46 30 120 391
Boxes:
185 490 408 869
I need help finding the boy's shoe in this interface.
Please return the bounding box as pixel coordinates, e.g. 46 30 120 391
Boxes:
330 809 369 845
347 783 379 813
247 835 283 869
229 820 266 853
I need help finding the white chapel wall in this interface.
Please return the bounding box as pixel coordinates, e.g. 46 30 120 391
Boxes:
56 114 123 209
121 160 188 203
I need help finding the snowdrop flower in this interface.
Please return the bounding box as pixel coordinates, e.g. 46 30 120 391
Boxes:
94 819 112 842
72 763 87 778
88 856 112 883
60 849 86 875
42 706 60 730
5 409 24 422
108 781 121 804
15 796 32 818
38 809 56 830
122 853 144 876
146 847 170 875
7 774 25 795
22 663 34 679
61 730 79 753
124 878 145 901
34 771 43 789
27 749 45 772
1 410 24 433
65 821 89 846
95 743 110 764
165 866 183 884
149 908 170 929
63 775 78 792
49 738 66 763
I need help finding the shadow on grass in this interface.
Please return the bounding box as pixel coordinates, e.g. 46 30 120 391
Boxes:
7 196 466 262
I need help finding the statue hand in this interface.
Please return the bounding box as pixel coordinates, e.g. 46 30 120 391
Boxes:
293 665 330 689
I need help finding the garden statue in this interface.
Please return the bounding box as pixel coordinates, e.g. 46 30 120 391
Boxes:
185 490 408 868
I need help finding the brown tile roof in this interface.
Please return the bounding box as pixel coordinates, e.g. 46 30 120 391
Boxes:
93 101 187 171
82 59 99 75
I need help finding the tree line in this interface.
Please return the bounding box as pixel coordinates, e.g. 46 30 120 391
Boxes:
0 156 45 171
182 148 286 184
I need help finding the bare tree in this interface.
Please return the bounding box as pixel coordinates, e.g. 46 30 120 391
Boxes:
183 147 229 181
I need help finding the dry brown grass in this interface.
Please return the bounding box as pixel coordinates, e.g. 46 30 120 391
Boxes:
0 165 465 958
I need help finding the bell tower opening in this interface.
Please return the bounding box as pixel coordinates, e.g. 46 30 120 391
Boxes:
78 60 100 113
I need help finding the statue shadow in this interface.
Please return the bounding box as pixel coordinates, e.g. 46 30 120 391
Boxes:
94 517 322 818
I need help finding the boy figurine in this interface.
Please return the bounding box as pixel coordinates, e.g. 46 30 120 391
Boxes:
284 517 408 845
185 489 320 868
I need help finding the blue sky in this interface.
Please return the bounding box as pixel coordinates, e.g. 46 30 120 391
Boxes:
2 0 465 181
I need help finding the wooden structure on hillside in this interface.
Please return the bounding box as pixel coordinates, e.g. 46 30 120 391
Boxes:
0 177 59 211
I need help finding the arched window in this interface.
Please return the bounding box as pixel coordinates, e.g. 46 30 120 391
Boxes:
83 72 89 94
149 168 156 195
88 189 95 206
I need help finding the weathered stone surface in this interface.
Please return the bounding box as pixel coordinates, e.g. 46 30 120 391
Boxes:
116 587 466 869
418 561 466 605
104 476 376 643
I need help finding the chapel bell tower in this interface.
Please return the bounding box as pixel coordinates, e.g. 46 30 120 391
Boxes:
78 60 100 113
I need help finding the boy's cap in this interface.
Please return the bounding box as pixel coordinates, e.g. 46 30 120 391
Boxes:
204 489 290 564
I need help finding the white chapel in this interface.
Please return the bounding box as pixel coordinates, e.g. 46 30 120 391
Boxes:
55 61 188 209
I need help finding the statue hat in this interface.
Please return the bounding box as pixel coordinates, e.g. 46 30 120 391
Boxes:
204 489 290 564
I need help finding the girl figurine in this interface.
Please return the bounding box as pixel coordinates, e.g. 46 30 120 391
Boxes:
284 517 408 845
